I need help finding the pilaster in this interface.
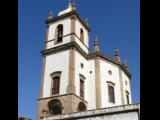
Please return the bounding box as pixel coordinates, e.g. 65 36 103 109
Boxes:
118 68 125 105
95 57 101 108
67 47 76 93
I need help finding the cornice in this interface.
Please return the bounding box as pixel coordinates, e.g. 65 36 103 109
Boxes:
87 52 131 79
45 10 91 32
41 42 131 79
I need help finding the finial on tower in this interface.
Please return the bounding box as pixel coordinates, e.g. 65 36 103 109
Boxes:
48 10 53 20
123 60 129 71
68 0 76 10
114 48 121 63
94 36 100 52
84 18 89 25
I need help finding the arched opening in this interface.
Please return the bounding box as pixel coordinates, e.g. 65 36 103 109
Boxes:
48 99 62 115
56 24 63 43
78 102 87 112
80 28 84 42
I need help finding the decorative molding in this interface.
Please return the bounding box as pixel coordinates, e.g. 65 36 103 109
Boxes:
88 52 131 79
107 81 115 87
45 32 89 49
50 71 62 78
41 42 131 79
79 74 86 80
45 10 91 32
38 93 88 104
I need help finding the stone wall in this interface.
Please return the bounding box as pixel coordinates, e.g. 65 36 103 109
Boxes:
43 103 140 120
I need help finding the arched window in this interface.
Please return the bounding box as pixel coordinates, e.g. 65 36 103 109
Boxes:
79 74 85 98
126 91 130 104
80 28 84 42
48 99 62 115
108 86 115 103
78 102 87 112
107 81 115 103
56 24 63 43
50 71 61 95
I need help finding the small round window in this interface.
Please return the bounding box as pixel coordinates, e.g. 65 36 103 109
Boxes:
108 70 112 75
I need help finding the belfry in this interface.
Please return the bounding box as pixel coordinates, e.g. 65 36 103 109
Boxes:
36 1 139 120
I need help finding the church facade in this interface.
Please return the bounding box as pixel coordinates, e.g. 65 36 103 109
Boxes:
36 2 138 120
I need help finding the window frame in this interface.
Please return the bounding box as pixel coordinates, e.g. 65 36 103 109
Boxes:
107 81 115 103
50 71 62 95
55 24 63 44
79 74 86 99
125 91 130 104
80 28 84 43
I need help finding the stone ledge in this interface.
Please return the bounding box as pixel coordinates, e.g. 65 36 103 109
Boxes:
43 103 140 120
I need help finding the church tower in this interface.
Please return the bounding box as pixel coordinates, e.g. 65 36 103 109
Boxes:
36 1 132 120
36 2 90 120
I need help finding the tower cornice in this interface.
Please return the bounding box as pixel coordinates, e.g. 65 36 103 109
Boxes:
41 42 131 79
45 10 91 32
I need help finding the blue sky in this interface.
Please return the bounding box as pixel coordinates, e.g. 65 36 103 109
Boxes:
18 0 140 119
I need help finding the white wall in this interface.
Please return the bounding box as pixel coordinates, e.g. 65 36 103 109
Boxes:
42 50 70 98
74 37 89 53
46 18 71 49
100 60 122 108
74 51 96 110
121 71 132 104
75 19 89 50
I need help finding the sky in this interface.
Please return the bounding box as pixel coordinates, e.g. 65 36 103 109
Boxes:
18 0 140 119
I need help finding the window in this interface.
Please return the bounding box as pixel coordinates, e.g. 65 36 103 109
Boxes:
107 81 115 103
108 86 115 103
52 76 60 94
125 80 127 85
80 80 84 98
79 74 85 99
108 70 112 75
126 91 130 104
80 63 84 68
56 24 63 43
50 71 61 95
80 28 84 42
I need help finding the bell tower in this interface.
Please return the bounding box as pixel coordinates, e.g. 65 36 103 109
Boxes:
36 1 90 120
